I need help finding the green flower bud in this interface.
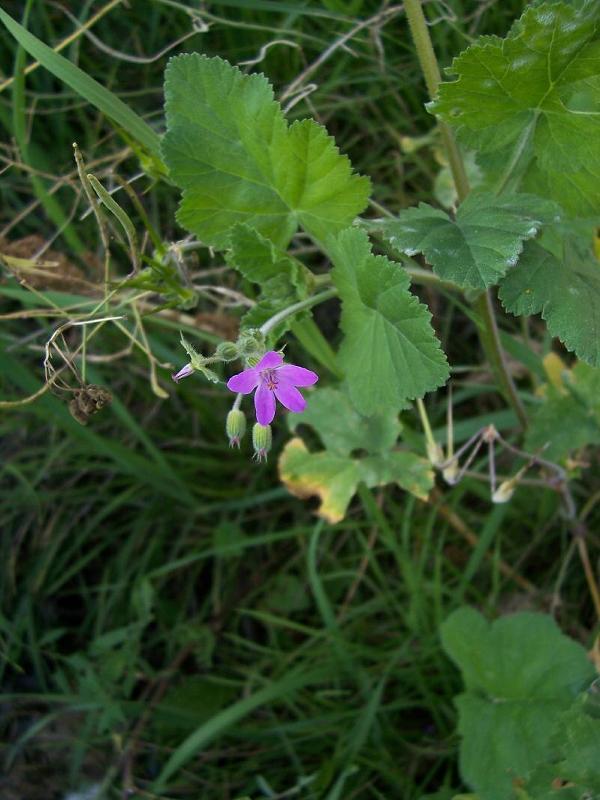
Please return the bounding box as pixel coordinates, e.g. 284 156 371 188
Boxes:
252 423 272 462
215 341 239 361
225 409 246 448
238 328 265 359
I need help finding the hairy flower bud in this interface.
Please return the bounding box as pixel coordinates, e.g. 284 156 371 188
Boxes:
226 409 246 448
237 329 265 360
252 423 272 462
215 341 239 361
172 363 194 383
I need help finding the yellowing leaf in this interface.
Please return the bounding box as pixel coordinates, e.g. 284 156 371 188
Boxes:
279 437 360 524
279 398 434 523
541 352 568 393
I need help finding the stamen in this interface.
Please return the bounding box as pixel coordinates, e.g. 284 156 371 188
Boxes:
262 369 278 391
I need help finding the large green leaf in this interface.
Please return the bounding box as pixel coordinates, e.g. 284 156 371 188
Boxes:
499 241 600 366
162 54 370 249
430 1 600 215
330 228 449 415
441 607 595 800
0 8 161 159
378 192 558 290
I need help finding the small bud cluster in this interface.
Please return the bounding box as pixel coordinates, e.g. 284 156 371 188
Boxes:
224 411 272 460
171 329 267 384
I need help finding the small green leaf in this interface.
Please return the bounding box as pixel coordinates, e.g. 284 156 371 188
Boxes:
289 388 401 457
179 333 220 383
378 192 558 290
523 700 600 798
430 2 600 215
263 574 310 614
555 703 600 791
162 55 370 249
525 360 600 461
499 241 600 367
441 607 595 800
330 228 449 415
226 224 311 337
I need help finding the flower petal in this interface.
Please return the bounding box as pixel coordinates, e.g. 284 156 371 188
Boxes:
274 380 306 413
256 351 283 371
277 364 319 387
255 383 276 425
227 368 259 394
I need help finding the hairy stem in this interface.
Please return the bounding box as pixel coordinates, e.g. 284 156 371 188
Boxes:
403 0 527 429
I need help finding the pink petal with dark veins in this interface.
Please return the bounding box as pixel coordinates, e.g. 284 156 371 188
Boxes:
227 368 259 394
254 383 276 425
256 351 283 371
278 365 318 387
274 380 306 413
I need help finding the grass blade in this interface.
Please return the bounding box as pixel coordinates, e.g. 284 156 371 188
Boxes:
151 668 324 791
0 8 162 158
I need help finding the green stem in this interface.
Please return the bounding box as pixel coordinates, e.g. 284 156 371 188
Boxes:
474 291 528 428
259 289 337 337
403 0 527 429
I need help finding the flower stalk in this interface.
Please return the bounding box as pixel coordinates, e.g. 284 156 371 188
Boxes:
403 0 528 430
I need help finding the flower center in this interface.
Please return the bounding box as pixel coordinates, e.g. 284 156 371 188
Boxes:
261 368 278 391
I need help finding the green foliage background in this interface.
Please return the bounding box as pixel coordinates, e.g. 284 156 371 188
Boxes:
0 2 598 799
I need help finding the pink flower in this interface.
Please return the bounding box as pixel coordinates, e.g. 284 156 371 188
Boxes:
227 351 318 426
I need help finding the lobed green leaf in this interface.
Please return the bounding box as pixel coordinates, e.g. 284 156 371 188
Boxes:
225 224 312 337
378 192 558 290
329 228 449 415
430 1 600 215
162 54 370 249
499 241 600 367
441 607 595 800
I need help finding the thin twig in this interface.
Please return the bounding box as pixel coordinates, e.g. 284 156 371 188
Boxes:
430 488 537 594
